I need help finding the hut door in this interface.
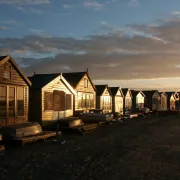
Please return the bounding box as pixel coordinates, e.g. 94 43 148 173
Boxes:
8 87 16 122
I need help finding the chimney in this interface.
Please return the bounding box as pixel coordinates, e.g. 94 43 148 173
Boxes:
34 70 36 75
86 68 88 72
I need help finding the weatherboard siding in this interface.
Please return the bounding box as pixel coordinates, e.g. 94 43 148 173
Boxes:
112 89 123 113
41 77 73 121
115 96 123 113
136 93 144 108
169 95 176 110
76 74 95 92
125 91 132 109
152 92 161 111
99 87 112 113
0 61 26 86
161 93 167 111
75 74 96 111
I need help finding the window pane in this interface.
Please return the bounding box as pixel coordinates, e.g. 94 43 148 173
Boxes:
17 87 24 116
9 87 15 97
0 97 6 119
0 86 6 119
0 86 6 96
9 87 15 117
77 92 83 109
90 94 94 108
82 94 86 108
17 87 24 100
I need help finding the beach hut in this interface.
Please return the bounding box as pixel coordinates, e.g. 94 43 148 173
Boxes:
95 85 112 113
159 92 168 111
143 90 158 110
166 92 176 110
29 73 75 125
62 71 96 115
131 90 145 110
121 88 133 112
109 87 124 114
0 56 31 127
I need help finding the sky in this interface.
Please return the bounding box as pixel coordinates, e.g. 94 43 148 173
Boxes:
1 0 180 91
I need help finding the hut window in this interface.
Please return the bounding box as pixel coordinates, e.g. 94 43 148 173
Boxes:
0 86 6 119
17 87 24 116
90 94 94 108
4 64 11 79
77 92 83 109
102 96 111 110
86 93 94 108
9 87 15 117
82 94 86 108
66 94 72 109
84 78 88 88
44 92 53 110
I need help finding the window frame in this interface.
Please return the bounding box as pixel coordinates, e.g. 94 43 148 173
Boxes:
17 86 25 117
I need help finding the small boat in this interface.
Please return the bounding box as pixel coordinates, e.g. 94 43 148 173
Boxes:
0 122 58 146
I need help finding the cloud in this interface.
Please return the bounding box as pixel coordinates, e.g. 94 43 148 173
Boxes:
100 21 117 32
0 25 13 30
63 4 71 9
172 11 180 15
0 20 19 25
128 0 139 7
1 15 180 90
83 1 104 10
0 0 50 5
0 20 19 30
17 6 43 14
29 29 45 35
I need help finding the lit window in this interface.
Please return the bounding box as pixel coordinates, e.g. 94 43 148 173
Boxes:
17 87 24 116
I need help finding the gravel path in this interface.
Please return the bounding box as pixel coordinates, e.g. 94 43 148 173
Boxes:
0 115 180 180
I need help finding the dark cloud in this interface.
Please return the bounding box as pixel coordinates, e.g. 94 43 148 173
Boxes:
1 16 180 82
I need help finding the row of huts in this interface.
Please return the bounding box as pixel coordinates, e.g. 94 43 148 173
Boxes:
0 56 179 127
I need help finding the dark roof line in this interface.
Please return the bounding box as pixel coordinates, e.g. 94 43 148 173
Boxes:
28 73 60 89
95 84 112 96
